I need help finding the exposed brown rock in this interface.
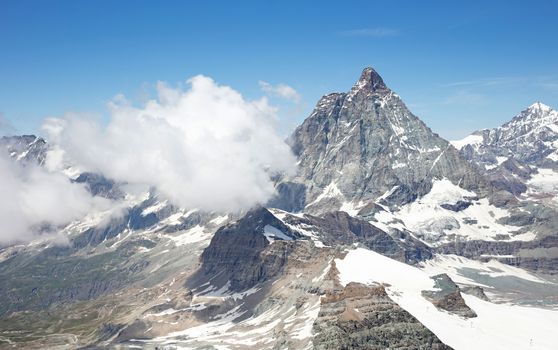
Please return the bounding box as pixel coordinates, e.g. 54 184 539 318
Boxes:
313 282 452 349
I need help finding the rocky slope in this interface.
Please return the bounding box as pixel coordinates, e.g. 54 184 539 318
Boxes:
314 282 452 350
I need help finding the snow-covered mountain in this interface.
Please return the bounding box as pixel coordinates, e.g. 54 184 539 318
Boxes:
453 102 558 168
453 102 558 201
2 69 558 349
0 134 47 165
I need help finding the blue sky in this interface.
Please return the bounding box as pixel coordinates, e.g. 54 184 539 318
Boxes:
1 0 557 140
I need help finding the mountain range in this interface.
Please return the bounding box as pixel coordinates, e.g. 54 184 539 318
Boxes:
1 68 558 349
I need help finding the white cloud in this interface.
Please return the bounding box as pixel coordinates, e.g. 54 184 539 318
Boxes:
259 81 301 103
44 75 297 213
0 153 109 245
441 77 521 88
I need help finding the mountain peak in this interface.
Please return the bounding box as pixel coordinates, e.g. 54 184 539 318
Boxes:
352 67 388 92
526 101 552 113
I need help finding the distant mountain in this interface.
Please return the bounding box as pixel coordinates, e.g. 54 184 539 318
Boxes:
453 102 558 167
453 102 558 196
0 134 47 165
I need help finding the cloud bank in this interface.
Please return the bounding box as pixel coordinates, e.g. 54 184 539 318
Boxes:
0 153 109 245
44 75 297 212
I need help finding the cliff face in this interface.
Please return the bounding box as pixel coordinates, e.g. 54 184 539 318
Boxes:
193 207 300 291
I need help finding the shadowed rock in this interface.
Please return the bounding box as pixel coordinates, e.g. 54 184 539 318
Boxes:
421 274 477 318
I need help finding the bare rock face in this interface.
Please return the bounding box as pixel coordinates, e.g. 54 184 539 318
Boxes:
436 235 558 275
460 285 490 301
74 172 125 200
273 67 489 214
421 274 477 319
191 207 301 292
313 282 452 350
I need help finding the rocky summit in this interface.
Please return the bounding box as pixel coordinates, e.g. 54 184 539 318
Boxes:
2 68 558 350
280 67 490 214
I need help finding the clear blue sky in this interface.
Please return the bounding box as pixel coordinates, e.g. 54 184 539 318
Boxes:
1 0 557 140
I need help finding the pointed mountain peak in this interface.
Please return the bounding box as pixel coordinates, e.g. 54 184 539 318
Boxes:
352 67 389 92
526 101 552 113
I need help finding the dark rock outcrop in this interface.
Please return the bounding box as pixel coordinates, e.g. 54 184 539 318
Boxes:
441 200 472 212
190 207 301 292
460 285 490 301
266 181 307 213
421 274 477 318
74 172 125 200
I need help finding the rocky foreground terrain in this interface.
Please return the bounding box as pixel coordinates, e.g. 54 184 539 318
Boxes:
2 68 558 349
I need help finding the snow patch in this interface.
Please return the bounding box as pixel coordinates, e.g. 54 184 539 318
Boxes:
374 178 535 244
210 214 229 226
169 225 211 246
263 224 293 243
141 201 168 216
527 168 558 193
308 182 343 207
450 134 483 150
340 200 364 216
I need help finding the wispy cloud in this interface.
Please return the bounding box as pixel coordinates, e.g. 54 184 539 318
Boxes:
337 27 398 37
441 77 522 88
442 75 558 94
259 81 301 103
